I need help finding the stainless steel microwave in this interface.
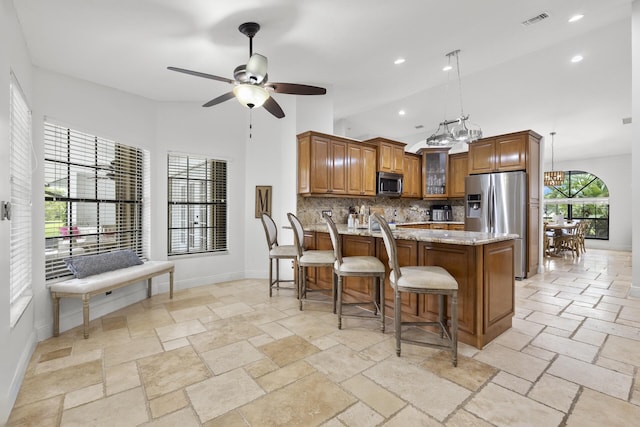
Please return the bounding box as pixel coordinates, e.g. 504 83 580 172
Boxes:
377 172 403 197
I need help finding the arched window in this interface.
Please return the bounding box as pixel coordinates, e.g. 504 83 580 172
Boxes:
544 171 609 240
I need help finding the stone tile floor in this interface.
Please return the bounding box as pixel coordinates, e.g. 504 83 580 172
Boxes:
7 249 640 426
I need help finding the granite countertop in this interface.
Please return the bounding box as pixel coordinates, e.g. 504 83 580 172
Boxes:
304 223 518 246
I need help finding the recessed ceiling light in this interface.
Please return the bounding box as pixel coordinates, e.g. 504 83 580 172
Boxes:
394 58 405 65
568 14 584 23
571 55 584 63
442 65 453 72
398 110 406 116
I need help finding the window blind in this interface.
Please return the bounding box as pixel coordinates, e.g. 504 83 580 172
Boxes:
167 154 227 255
9 73 33 311
44 122 146 280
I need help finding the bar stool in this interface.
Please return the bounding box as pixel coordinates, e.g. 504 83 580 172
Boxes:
260 213 298 297
372 213 459 366
323 213 386 332
287 213 336 311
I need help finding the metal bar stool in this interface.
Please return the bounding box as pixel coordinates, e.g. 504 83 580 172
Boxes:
287 213 336 311
323 213 386 332
373 213 459 366
260 213 298 297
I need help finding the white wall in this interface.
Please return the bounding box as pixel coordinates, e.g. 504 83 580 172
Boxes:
243 91 334 280
0 1 36 422
632 0 640 297
544 154 632 251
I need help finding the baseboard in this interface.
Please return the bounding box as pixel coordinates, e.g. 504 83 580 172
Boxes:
0 329 37 425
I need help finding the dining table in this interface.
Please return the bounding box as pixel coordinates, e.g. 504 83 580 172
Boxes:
544 220 580 256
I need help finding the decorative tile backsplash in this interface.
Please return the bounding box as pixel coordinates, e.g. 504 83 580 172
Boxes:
296 196 464 225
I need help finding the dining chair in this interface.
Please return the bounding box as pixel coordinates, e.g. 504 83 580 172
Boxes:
287 213 336 311
260 213 298 297
323 213 386 332
372 213 459 366
576 220 589 253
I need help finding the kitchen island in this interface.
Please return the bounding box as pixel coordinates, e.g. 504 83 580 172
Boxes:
301 223 517 349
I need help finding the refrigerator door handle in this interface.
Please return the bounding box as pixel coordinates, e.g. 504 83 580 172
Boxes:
490 185 496 233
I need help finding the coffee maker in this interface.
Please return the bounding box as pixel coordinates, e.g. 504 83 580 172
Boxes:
430 204 452 221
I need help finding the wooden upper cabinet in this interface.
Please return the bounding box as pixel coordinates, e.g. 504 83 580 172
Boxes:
467 139 496 175
420 148 449 199
298 131 377 197
347 143 377 196
468 130 540 175
364 137 406 174
448 152 468 198
402 153 421 198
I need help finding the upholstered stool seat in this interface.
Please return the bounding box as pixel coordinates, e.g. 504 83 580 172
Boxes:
373 213 459 366
323 213 385 332
287 213 336 311
260 213 297 297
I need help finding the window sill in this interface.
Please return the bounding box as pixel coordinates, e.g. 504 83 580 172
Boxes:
10 295 33 328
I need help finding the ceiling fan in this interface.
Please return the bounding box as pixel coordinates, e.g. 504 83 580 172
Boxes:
167 22 326 119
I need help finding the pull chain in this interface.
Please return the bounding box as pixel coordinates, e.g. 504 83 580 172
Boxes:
249 110 253 139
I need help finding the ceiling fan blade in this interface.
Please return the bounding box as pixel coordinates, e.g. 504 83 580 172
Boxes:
202 91 235 107
266 82 327 95
246 54 268 84
263 96 285 119
167 66 234 85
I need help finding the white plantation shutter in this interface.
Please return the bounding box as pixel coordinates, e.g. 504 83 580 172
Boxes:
9 72 33 322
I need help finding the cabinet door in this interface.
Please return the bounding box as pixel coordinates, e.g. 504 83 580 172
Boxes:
329 140 347 194
392 145 405 174
468 139 496 175
422 149 448 198
449 223 465 231
495 134 526 171
378 143 393 172
341 235 376 302
309 136 330 193
402 154 415 197
313 232 334 291
483 240 515 332
298 135 311 194
448 152 468 198
376 238 419 315
347 144 363 195
362 145 377 196
417 242 476 336
303 231 317 285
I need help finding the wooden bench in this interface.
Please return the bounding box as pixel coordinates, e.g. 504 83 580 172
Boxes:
48 261 175 338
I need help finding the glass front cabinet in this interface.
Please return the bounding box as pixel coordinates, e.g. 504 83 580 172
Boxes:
420 148 449 199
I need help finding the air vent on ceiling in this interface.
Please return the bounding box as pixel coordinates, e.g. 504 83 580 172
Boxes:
521 12 550 26
415 125 424 129
622 117 632 125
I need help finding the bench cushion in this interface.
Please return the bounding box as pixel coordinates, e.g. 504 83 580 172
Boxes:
65 249 143 278
49 261 174 294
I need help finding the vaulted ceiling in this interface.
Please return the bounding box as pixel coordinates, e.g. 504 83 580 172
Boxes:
14 0 632 162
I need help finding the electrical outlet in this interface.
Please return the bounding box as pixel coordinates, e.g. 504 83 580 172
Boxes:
321 210 332 218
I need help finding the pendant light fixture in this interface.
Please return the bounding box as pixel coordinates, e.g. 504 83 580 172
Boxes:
544 131 565 186
426 49 482 147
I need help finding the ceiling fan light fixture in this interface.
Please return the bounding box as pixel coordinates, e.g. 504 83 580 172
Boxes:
246 53 268 83
233 84 270 109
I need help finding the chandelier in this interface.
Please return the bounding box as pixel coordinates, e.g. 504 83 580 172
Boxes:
426 49 482 147
544 132 565 186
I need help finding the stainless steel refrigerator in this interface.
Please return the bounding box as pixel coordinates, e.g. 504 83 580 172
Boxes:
465 171 527 279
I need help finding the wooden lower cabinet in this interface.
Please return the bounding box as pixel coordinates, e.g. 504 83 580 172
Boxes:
312 232 334 291
376 238 419 316
341 234 377 302
415 239 515 348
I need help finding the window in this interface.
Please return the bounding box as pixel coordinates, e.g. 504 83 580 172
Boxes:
44 122 147 280
9 72 33 325
544 170 609 240
168 153 227 255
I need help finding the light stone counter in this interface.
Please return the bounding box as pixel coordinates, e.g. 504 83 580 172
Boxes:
304 223 518 246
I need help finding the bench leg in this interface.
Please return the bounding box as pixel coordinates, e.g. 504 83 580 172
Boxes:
82 294 90 339
169 270 174 299
52 293 60 337
147 277 152 298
